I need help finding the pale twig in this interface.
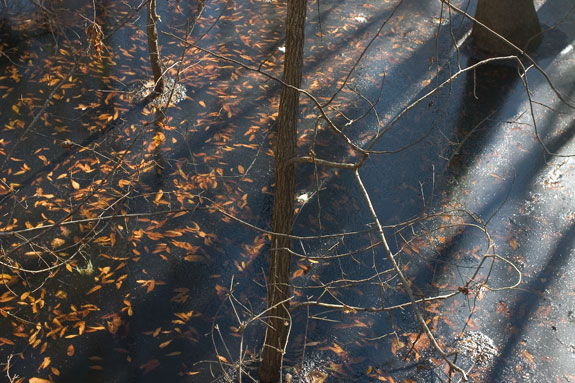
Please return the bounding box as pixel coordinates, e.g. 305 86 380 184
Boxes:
354 169 468 380
3 354 19 383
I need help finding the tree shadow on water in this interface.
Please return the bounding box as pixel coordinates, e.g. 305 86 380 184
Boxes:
485 222 575 382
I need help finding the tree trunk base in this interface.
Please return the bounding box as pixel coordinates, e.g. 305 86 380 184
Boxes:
471 0 542 56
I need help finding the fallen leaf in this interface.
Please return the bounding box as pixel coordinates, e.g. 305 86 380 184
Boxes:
51 238 65 249
521 349 535 368
38 356 51 370
159 339 173 348
509 238 519 249
71 179 80 190
29 378 52 383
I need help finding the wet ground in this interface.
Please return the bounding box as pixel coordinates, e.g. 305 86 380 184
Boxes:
1 0 575 382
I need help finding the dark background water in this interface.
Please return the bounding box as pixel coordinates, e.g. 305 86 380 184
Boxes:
1 0 575 382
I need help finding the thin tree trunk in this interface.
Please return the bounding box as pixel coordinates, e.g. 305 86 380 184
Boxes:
259 0 307 381
147 0 164 96
472 0 541 55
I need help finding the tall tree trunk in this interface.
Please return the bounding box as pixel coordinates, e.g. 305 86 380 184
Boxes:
471 0 541 55
259 0 307 381
147 0 164 96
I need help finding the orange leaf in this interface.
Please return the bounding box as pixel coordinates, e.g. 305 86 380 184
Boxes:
38 356 51 370
0 337 15 345
29 378 52 383
67 344 75 356
325 343 345 356
159 339 173 348
51 238 65 249
71 179 80 190
0 290 15 302
292 269 304 278
148 280 156 293
154 189 164 203
86 285 102 295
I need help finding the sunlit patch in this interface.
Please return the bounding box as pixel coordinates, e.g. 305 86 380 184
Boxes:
287 351 345 383
538 158 573 189
560 44 573 56
455 331 498 366
297 192 311 203
128 77 187 107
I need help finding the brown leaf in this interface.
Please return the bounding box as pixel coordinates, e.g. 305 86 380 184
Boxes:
521 349 536 368
509 238 519 250
29 378 52 383
154 189 164 203
38 356 51 370
85 285 102 296
0 337 15 345
147 280 155 294
139 359 160 374
51 238 65 249
159 339 173 348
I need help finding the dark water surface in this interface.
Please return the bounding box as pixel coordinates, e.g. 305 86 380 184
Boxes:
1 0 575 382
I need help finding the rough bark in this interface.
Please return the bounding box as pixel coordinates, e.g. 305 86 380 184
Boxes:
147 0 164 95
259 0 307 381
471 0 541 55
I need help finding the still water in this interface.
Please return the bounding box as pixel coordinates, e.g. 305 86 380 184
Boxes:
1 0 575 382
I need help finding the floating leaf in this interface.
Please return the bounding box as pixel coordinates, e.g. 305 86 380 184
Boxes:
140 359 160 374
509 238 519 249
51 238 65 249
0 337 15 345
38 356 51 370
521 349 536 368
86 285 102 295
159 339 173 348
154 189 164 203
29 378 52 383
